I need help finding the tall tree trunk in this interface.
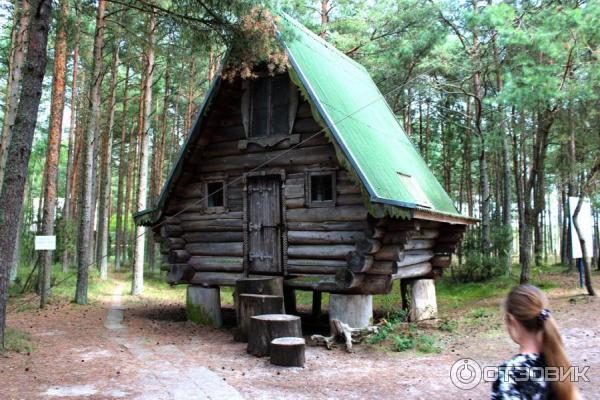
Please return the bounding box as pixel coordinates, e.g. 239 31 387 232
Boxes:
114 64 130 271
520 108 554 283
96 37 120 280
62 6 81 272
132 11 156 295
76 0 105 305
0 0 52 351
464 96 473 217
493 32 513 273
39 0 68 307
319 0 330 38
184 56 195 137
0 0 31 188
566 108 577 271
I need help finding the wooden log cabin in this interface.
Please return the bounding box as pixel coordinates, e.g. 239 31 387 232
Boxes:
134 13 476 316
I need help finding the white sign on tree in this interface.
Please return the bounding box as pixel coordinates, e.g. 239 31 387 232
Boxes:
35 235 56 251
568 197 594 259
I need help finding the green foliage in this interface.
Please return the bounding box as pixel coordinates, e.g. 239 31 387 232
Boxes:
438 318 458 332
365 310 409 345
392 333 415 352
416 334 441 353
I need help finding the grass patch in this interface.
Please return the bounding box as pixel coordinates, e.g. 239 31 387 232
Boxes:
3 328 34 354
416 334 441 353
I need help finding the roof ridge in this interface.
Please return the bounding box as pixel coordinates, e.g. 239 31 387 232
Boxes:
276 11 368 73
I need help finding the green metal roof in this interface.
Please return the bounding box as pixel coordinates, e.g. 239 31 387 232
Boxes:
277 12 464 218
135 12 474 226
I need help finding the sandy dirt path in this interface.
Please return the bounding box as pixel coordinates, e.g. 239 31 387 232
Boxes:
1 278 598 399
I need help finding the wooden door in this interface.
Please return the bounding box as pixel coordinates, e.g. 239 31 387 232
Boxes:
247 176 282 274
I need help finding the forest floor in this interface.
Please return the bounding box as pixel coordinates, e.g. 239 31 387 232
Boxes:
1 266 599 399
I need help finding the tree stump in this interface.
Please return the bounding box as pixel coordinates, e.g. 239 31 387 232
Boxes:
270 337 306 367
234 277 284 325
247 314 302 357
235 294 284 342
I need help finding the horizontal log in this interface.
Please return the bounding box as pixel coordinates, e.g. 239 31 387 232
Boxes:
286 221 368 231
182 231 243 243
166 264 195 284
286 258 346 274
284 183 304 199
287 207 367 222
435 232 464 243
178 211 243 221
357 275 392 294
292 117 322 133
374 245 404 261
284 198 305 209
197 145 335 173
431 255 452 268
392 262 432 280
189 272 244 287
168 249 191 263
185 242 243 257
161 238 186 252
336 193 364 206
159 224 184 237
412 229 440 240
286 264 344 274
397 250 434 267
364 226 385 240
356 238 382 254
189 256 243 272
336 183 362 195
202 139 240 158
284 272 395 294
176 182 204 198
368 261 398 275
404 239 435 250
287 230 365 245
346 251 374 273
286 258 347 268
181 219 243 232
382 231 413 244
166 198 205 213
288 244 355 260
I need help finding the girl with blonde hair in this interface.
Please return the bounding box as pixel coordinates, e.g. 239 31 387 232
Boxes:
492 284 579 399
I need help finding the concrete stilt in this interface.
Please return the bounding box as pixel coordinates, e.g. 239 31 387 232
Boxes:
410 279 437 321
328 294 372 331
186 285 223 328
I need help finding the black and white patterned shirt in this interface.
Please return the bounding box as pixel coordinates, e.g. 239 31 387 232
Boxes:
491 353 555 400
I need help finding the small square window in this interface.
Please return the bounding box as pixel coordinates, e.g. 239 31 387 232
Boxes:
311 175 333 202
206 181 224 208
307 171 336 207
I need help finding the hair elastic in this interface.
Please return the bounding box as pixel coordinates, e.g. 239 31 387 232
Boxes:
538 308 551 321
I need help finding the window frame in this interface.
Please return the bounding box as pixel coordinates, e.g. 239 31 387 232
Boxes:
248 75 291 138
305 169 336 208
204 179 227 212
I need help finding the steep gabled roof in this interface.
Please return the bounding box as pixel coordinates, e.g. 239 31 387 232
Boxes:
135 12 475 226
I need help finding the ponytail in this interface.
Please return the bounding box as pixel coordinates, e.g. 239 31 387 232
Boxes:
541 316 576 399
505 285 578 400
